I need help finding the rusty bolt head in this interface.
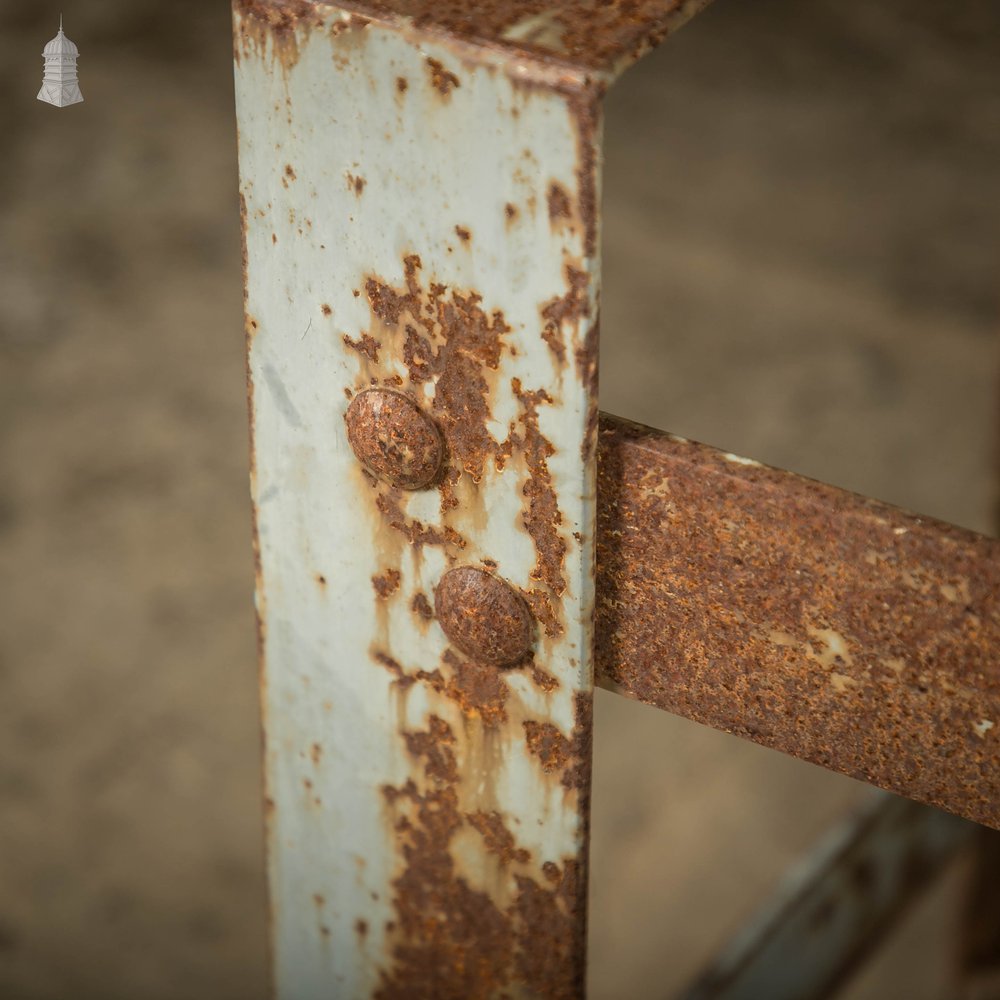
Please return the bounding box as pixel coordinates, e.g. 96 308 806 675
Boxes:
345 388 443 490
434 566 534 668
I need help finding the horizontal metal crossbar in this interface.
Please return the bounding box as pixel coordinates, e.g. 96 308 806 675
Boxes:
681 793 972 1000
595 414 1000 830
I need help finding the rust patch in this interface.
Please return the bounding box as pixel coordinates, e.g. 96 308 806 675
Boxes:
435 566 534 668
372 650 416 691
375 490 466 549
373 648 508 726
512 858 587 999
512 380 567 597
505 202 518 224
372 568 402 599
595 414 1000 830
454 225 471 243
321 303 332 316
467 810 530 865
346 171 366 196
523 692 592 792
567 86 602 259
396 75 408 93
411 592 434 620
377 715 587 998
343 332 381 363
284 163 296 181
310 742 322 765
365 254 510 485
576 318 599 461
316 0 709 75
425 56 460 96
531 665 560 693
540 264 589 366
420 651 509 728
355 918 369 938
547 181 572 223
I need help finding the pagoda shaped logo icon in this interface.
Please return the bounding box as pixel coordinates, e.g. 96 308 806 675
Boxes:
38 16 83 108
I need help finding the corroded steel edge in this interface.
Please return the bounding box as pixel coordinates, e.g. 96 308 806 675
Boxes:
232 0 714 82
596 415 1000 830
234 2 610 996
682 793 971 1000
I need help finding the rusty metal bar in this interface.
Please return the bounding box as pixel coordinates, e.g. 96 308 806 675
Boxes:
681 793 972 1000
595 414 1000 830
231 2 715 996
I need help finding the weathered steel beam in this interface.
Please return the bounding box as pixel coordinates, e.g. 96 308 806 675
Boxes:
681 793 972 1000
595 415 1000 830
233 3 711 996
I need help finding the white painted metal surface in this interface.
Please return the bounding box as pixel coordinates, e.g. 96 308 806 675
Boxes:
234 4 601 995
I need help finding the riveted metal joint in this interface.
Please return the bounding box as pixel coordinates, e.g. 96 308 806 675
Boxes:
434 566 534 668
345 387 443 490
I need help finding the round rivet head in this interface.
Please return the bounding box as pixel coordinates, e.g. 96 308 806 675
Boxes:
345 388 443 490
434 566 534 668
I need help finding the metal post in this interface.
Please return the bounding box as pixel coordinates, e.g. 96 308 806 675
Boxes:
233 1 615 994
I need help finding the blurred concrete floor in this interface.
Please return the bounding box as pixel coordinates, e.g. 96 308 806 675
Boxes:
0 1 997 997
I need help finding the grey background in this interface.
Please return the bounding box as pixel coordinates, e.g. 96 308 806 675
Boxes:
0 0 997 997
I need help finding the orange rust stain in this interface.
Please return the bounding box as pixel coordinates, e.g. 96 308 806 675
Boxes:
375 491 466 550
425 56 460 96
396 76 408 94
373 648 508 727
466 810 530 865
346 171 367 196
523 692 592 792
576 318 599 461
284 163 296 181
310 742 322 765
546 182 572 223
411 592 434 620
377 715 586 998
366 254 510 486
343 332 381 364
530 665 560 693
233 0 323 73
540 264 589 367
372 568 402 599
321 303 332 316
454 225 471 243
511 380 567 597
